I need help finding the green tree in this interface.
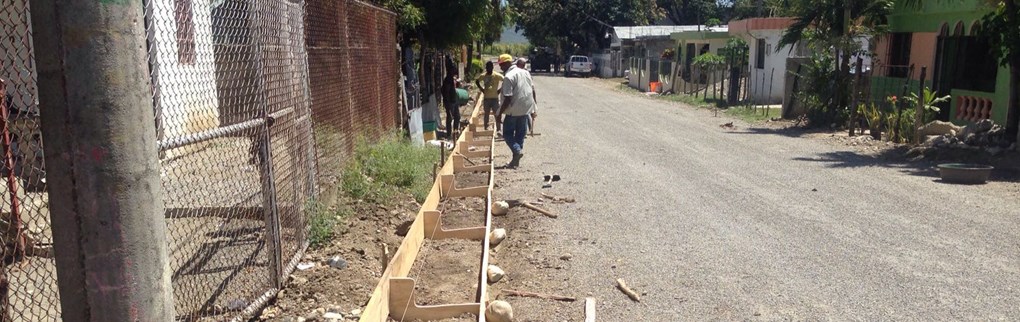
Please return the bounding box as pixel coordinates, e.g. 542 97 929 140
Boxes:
509 0 660 54
371 0 499 49
657 0 717 25
779 0 892 126
729 0 797 18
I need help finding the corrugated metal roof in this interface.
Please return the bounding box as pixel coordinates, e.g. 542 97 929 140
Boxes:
612 25 728 40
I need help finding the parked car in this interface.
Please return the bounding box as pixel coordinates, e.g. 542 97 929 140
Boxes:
565 55 593 77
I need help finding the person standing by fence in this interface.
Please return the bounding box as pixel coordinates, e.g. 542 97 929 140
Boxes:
441 59 462 139
496 54 536 168
475 61 503 130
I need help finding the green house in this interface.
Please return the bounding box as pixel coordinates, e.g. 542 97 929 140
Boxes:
873 1 1007 125
669 28 732 92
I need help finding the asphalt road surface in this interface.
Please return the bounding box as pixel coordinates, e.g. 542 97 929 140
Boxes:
496 75 1020 321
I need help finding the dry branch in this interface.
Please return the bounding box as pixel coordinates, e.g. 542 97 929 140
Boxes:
501 289 576 302
615 278 640 302
540 192 576 203
522 202 557 218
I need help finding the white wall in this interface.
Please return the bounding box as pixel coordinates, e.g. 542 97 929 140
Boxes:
150 0 221 141
740 29 788 104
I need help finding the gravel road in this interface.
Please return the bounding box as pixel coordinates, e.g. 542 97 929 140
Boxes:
492 75 1020 321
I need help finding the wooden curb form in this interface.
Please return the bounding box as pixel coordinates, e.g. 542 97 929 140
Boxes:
360 94 496 322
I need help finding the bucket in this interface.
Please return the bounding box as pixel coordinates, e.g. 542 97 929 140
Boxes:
456 88 470 105
649 82 661 92
423 121 437 141
423 121 437 132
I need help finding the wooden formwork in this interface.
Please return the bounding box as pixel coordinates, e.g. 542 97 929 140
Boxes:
360 95 496 322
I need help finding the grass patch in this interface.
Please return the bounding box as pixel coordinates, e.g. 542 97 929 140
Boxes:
615 83 784 123
306 197 353 248
342 131 439 204
723 106 783 123
307 131 437 248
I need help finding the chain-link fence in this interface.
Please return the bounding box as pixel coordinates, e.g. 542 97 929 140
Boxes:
306 0 400 184
0 0 60 321
0 0 399 320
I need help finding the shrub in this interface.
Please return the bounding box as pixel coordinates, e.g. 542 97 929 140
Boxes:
346 132 438 204
306 198 352 248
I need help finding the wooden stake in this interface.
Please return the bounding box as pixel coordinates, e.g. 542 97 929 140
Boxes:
584 298 596 322
501 289 576 302
380 243 390 273
615 278 640 302
439 142 446 167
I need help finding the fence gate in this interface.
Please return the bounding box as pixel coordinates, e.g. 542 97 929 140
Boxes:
145 0 316 319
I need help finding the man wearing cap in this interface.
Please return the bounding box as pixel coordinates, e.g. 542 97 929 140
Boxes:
496 54 536 168
515 57 538 135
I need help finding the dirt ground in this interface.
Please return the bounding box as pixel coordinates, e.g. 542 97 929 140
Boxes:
261 97 496 321
259 194 419 321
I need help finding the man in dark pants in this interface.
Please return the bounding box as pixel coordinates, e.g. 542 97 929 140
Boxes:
440 60 461 139
495 54 536 168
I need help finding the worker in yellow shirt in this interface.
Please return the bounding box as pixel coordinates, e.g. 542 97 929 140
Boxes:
474 61 504 130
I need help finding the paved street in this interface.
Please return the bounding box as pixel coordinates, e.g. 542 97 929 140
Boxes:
494 75 1020 321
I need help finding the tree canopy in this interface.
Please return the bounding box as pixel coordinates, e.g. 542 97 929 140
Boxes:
508 0 660 53
371 0 502 48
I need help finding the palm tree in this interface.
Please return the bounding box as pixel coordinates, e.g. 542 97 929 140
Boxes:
778 0 893 124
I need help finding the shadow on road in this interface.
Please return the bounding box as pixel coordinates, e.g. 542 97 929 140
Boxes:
793 148 1020 184
726 126 822 138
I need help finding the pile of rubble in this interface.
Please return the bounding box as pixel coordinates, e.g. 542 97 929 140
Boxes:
917 120 1016 156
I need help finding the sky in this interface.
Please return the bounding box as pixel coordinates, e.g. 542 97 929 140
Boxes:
499 26 529 44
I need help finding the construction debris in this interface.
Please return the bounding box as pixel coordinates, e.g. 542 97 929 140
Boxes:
542 174 562 188
522 202 558 218
485 300 514 322
917 120 961 136
615 278 641 302
541 192 576 203
585 298 596 322
501 289 576 302
504 199 558 218
912 119 1014 158
326 256 348 270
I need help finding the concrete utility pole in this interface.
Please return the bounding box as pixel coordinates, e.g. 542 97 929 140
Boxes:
29 1 174 321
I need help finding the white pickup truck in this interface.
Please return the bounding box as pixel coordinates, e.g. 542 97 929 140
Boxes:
565 55 593 77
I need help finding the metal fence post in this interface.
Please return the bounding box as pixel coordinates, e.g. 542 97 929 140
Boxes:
28 1 174 321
